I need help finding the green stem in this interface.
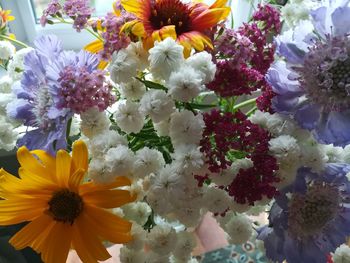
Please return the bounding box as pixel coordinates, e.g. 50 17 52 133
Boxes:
0 35 28 48
56 18 103 41
232 98 257 111
246 105 257 116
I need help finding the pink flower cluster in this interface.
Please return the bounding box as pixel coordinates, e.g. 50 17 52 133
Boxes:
200 109 279 204
63 0 93 32
209 4 280 104
40 0 62 26
99 12 135 61
57 66 115 114
252 4 282 35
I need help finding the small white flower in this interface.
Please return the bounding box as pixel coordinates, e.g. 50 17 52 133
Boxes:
105 145 135 176
120 247 145 263
146 225 177 255
299 141 328 173
281 3 310 27
118 78 146 100
167 66 202 102
173 206 202 228
172 231 196 261
126 41 149 70
7 47 34 81
114 100 144 134
140 90 175 123
275 163 299 189
0 41 15 60
133 147 165 178
229 201 250 213
149 37 184 80
150 165 185 197
89 130 128 157
172 144 204 173
169 110 204 146
122 202 152 225
248 110 269 127
130 179 146 201
322 144 344 163
0 118 18 151
210 158 254 186
0 75 13 93
80 108 110 138
225 214 253 245
333 244 350 263
265 113 296 136
126 223 147 250
147 191 173 215
88 158 115 184
154 118 171 136
185 51 216 84
269 135 300 163
204 187 231 214
109 49 138 83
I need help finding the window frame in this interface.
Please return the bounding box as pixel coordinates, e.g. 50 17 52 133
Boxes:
0 0 260 50
0 0 95 50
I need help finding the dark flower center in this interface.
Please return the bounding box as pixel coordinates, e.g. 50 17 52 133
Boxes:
298 36 350 111
48 189 83 224
288 182 340 238
148 0 192 36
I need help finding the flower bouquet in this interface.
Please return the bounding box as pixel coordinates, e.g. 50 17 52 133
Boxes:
1 0 350 262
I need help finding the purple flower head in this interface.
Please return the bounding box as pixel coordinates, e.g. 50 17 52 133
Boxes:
7 35 114 154
40 0 62 27
268 1 350 146
63 0 93 32
7 35 71 154
257 164 350 263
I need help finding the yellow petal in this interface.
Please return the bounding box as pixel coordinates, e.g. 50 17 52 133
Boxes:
18 167 57 191
121 0 143 16
71 140 88 172
131 21 146 37
69 169 86 192
56 149 72 187
31 149 56 173
159 25 177 40
79 176 131 195
72 216 111 262
210 0 228 9
0 198 47 225
9 214 52 250
98 60 108 69
84 39 104 54
17 146 51 178
84 205 133 240
40 222 73 263
192 7 231 30
82 189 136 208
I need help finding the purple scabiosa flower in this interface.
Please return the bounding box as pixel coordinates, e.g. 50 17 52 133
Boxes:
7 35 71 154
63 0 93 32
268 1 350 146
257 164 350 263
7 35 115 154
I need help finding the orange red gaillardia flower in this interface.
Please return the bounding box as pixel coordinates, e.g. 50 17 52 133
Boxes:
120 0 230 56
0 141 135 263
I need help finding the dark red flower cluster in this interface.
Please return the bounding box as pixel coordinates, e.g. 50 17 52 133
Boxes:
208 4 280 104
199 109 279 204
256 81 276 113
252 4 282 35
207 61 263 97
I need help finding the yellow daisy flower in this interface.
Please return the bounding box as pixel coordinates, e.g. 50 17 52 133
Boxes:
0 140 135 263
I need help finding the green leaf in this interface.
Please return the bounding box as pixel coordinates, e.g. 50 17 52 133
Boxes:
136 77 167 91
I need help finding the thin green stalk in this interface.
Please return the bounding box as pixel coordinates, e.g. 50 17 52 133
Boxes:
232 98 257 111
0 35 28 48
56 18 103 41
